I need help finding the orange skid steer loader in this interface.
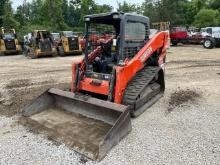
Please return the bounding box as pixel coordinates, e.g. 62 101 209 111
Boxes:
22 12 169 161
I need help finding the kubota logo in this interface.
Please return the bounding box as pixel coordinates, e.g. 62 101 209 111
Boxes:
140 46 153 62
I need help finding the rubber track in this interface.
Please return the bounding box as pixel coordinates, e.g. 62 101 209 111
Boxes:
122 66 160 106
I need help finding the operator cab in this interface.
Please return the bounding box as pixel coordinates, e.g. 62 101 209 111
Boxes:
2 33 15 40
32 30 53 43
0 29 16 40
61 31 78 38
83 12 150 79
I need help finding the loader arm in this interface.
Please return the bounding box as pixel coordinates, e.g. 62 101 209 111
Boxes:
114 31 169 104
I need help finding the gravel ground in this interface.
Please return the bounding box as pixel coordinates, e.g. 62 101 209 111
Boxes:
0 46 220 164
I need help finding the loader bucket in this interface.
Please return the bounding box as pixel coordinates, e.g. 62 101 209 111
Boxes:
22 88 131 161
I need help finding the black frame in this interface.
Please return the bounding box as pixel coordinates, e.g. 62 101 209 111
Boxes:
84 12 150 68
119 14 150 61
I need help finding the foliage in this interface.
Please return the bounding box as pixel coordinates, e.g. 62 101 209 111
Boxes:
117 1 141 14
193 9 220 27
42 0 68 30
209 0 220 11
2 0 19 28
0 0 7 26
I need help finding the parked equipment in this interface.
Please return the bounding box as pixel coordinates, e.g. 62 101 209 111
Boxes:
0 28 22 55
152 22 170 31
24 30 57 58
200 28 209 37
51 32 60 46
203 27 220 49
56 31 82 56
170 26 189 45
23 12 169 161
170 26 206 46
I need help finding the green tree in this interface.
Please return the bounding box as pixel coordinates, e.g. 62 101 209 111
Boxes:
14 6 26 27
193 0 208 11
11 0 220 37
193 9 220 27
78 0 109 25
0 0 7 26
42 0 68 30
62 0 70 25
68 0 81 27
184 1 198 25
142 0 158 22
29 0 44 24
142 0 189 25
209 0 220 11
2 0 20 28
117 1 140 13
79 0 93 25
97 4 113 13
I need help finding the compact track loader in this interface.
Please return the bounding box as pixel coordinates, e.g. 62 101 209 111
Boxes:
56 31 82 56
23 12 169 161
0 28 22 55
24 30 57 58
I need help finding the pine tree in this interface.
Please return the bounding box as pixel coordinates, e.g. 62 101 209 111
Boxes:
43 0 68 30
2 0 20 28
0 0 7 27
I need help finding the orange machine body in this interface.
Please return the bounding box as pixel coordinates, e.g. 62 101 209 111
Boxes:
71 31 169 104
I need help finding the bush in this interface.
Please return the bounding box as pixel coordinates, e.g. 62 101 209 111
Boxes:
193 9 220 27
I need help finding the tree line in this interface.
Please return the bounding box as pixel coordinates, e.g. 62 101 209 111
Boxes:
0 0 220 40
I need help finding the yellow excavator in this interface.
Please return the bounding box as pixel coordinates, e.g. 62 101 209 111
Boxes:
0 28 22 55
55 31 82 56
24 30 57 59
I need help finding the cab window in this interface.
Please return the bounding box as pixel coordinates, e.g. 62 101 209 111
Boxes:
125 21 146 41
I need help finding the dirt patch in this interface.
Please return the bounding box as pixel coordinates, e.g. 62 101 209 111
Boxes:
167 60 220 65
181 64 220 69
47 136 62 146
167 89 201 113
79 156 89 164
0 83 69 117
167 60 199 64
6 79 32 89
0 92 3 102
167 60 220 69
217 73 220 75
2 131 10 135
0 91 10 106
18 108 112 160
44 69 67 73
6 79 55 90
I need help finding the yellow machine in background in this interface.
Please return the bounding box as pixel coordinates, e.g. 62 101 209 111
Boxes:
0 28 22 55
152 22 171 48
24 30 57 59
152 22 170 31
56 31 82 56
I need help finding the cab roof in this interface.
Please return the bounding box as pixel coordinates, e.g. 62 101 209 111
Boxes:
33 30 47 32
84 12 149 25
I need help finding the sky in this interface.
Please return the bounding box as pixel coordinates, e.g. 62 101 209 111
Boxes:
11 0 145 10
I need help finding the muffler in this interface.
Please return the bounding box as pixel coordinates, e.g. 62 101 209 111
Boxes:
22 88 131 161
